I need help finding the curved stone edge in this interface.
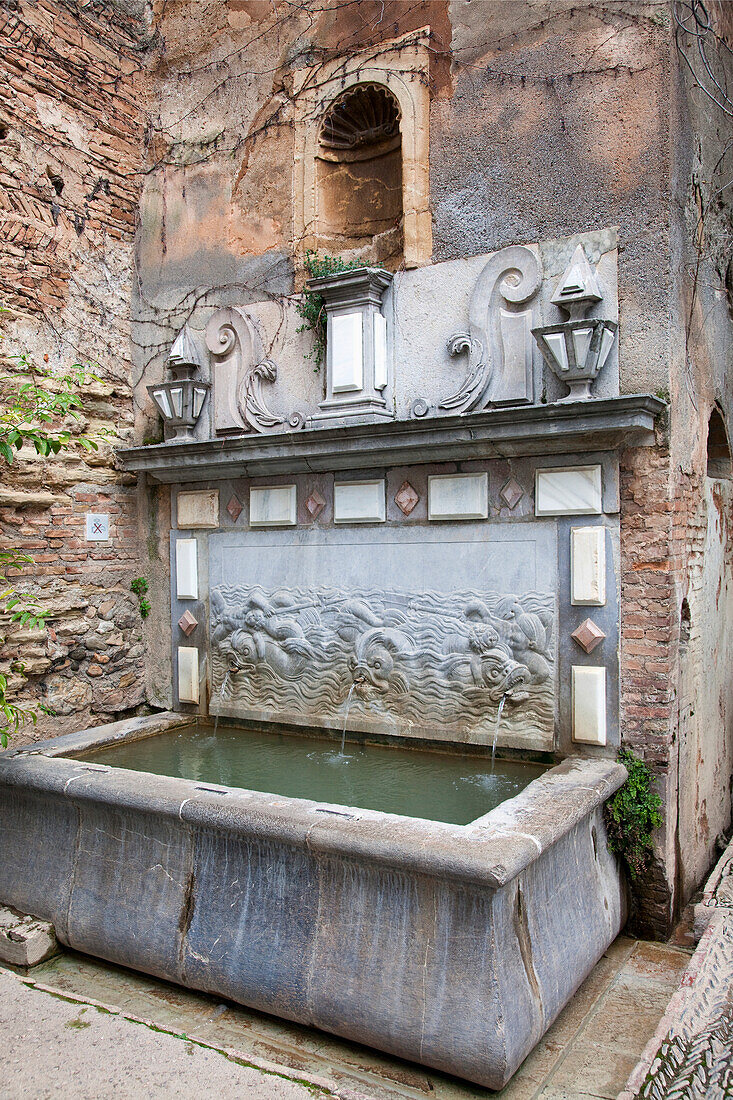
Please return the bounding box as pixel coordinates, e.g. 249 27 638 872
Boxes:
0 737 626 890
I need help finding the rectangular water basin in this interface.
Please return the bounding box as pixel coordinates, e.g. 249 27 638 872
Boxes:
0 712 627 1089
78 722 549 826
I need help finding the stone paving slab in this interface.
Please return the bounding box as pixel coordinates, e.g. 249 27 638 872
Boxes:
2 934 690 1099
0 967 331 1100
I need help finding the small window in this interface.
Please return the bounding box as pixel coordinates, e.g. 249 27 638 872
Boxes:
706 406 732 479
316 83 403 266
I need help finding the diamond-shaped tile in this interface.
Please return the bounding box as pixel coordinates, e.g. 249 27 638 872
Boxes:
571 617 606 654
500 478 524 510
178 609 198 636
394 480 419 516
226 494 242 522
305 489 326 519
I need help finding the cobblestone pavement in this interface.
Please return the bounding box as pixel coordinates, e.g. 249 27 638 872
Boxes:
0 934 690 1099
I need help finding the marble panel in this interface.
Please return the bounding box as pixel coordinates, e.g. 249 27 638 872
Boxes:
208 525 557 750
249 485 297 527
374 312 388 390
331 313 363 393
178 646 200 704
571 526 607 605
428 473 489 521
333 480 385 524
572 665 606 745
175 539 198 601
535 466 602 516
177 489 219 529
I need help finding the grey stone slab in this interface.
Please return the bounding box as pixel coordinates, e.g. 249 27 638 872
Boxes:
118 395 664 484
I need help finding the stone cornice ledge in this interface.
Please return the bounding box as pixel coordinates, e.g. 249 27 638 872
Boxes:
119 394 665 483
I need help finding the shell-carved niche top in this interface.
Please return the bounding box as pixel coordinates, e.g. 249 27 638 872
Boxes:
318 83 401 162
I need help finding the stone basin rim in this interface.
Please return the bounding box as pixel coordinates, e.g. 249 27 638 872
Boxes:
0 713 627 891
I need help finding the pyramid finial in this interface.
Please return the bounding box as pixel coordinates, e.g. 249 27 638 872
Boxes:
551 245 603 319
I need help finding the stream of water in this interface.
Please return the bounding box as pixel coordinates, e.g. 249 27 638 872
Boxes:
491 693 508 773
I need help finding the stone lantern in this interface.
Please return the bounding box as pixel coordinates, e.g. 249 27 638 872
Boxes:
148 325 210 441
532 246 617 401
307 267 393 425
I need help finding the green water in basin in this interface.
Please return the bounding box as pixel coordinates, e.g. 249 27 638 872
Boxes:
78 723 548 826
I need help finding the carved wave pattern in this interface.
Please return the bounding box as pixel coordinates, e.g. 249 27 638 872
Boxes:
210 584 555 743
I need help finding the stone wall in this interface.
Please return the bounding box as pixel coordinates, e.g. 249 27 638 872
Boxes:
2 0 731 937
0 0 152 741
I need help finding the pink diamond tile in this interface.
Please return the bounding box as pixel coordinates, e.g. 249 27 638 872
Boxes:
571 617 606 654
226 494 242 522
306 489 326 519
394 481 419 516
500 478 524 510
178 609 198 636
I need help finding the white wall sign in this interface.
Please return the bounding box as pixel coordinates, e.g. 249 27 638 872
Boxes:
571 526 607 605
334 480 386 524
85 514 109 541
535 466 602 517
331 312 363 393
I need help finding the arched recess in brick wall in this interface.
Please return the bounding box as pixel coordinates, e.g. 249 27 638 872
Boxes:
706 405 732 479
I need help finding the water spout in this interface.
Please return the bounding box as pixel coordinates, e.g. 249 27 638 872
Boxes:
340 683 355 756
213 668 231 737
491 693 508 773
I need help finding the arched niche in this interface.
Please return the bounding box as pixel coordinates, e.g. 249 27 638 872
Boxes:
707 404 732 479
292 30 432 269
316 83 403 266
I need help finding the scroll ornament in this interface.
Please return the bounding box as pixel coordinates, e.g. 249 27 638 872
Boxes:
205 307 305 434
411 245 543 417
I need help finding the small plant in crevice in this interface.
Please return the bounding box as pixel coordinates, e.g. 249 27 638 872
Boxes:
130 577 151 619
605 748 663 880
295 250 364 372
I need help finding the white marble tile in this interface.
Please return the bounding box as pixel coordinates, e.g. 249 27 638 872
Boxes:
571 526 607 606
535 466 602 516
333 480 385 524
177 489 219 529
175 538 198 600
374 312 388 390
249 485 297 527
331 312 363 393
428 473 488 521
178 646 200 705
572 666 606 745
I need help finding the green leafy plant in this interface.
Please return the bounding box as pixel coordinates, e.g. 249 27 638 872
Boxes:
605 749 663 880
295 250 364 371
131 577 150 619
0 342 103 746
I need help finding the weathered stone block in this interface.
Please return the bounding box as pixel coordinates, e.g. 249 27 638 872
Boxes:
0 906 59 967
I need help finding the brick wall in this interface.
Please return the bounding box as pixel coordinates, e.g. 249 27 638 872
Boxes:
0 0 152 742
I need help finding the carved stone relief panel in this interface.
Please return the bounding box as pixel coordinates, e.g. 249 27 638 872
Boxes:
208 526 557 751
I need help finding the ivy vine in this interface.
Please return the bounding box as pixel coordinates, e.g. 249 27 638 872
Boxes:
130 577 151 620
295 251 364 372
605 749 663 880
